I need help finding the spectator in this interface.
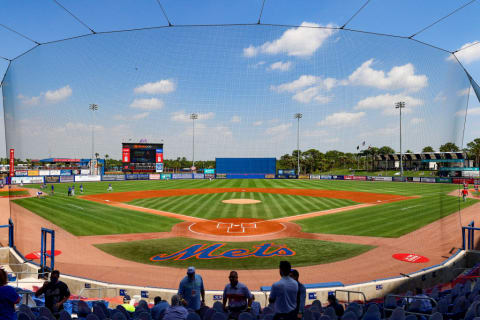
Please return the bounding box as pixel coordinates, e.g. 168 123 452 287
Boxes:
152 296 170 320
289 269 306 319
223 271 252 319
35 270 71 315
121 295 135 312
250 295 261 317
164 295 188 320
413 288 432 313
269 261 298 320
0 269 20 320
178 266 205 312
327 294 344 318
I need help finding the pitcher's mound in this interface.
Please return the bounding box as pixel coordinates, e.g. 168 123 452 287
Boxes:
222 199 261 204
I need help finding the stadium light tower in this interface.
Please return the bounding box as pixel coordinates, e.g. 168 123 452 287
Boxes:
190 113 198 170
395 101 405 177
294 113 303 176
89 103 99 164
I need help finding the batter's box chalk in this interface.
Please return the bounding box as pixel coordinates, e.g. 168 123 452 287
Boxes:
241 223 257 229
217 222 233 229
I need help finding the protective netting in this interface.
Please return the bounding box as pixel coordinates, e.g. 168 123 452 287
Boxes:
1 24 477 289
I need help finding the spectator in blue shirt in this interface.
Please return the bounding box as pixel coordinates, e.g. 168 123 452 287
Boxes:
223 271 252 318
178 267 205 311
164 295 188 320
152 296 170 320
413 288 432 313
269 261 298 320
290 269 306 318
0 269 21 320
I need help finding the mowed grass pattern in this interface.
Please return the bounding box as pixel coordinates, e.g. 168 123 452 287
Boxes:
297 196 477 237
13 195 180 236
128 192 357 219
95 237 375 269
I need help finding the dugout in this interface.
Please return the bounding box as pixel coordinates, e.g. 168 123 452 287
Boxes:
215 158 276 179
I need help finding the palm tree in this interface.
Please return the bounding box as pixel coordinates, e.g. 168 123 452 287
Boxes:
104 154 109 170
95 152 99 160
466 139 480 167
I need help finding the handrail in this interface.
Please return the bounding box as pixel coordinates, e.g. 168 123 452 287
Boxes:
78 287 118 298
334 289 367 304
383 294 437 317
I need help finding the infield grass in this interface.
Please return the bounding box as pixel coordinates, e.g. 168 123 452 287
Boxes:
128 192 357 219
94 237 375 269
296 196 477 237
13 194 180 236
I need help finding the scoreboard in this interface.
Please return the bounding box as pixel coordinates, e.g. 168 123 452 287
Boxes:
122 142 164 173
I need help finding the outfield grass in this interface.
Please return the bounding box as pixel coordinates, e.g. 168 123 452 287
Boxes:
296 196 477 237
129 192 357 220
94 237 374 269
0 190 29 196
13 194 180 236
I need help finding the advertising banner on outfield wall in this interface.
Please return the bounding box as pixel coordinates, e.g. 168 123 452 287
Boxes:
60 169 72 175
205 174 215 179
216 173 227 179
193 173 205 179
137 174 150 180
204 169 215 174
320 175 332 179
80 169 90 175
50 170 61 176
332 175 344 180
161 174 172 180
436 177 452 183
392 177 406 182
72 169 80 175
45 176 60 183
126 174 138 180
28 170 39 176
15 170 28 176
373 176 392 181
12 176 44 184
420 177 436 183
344 175 367 180
309 174 321 180
172 173 193 179
75 175 101 182
149 174 160 180
39 170 50 176
60 176 74 183
453 178 476 184
265 174 275 179
101 175 125 181
276 174 297 179
299 174 310 179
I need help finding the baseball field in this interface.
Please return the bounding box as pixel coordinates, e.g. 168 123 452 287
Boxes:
11 179 476 272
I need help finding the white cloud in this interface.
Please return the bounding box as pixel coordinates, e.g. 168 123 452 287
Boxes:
363 126 399 137
318 112 365 127
434 92 447 102
354 93 423 115
266 123 292 135
133 112 150 120
451 41 480 64
253 121 263 126
303 129 328 137
231 116 241 123
456 107 480 117
243 22 337 57
457 88 470 96
130 98 164 110
64 122 104 132
410 117 424 124
292 87 332 104
271 75 319 93
17 94 41 106
44 85 73 103
134 79 176 94
269 61 292 71
347 59 428 92
171 111 215 122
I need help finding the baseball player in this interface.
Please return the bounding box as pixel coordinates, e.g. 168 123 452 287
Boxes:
462 188 468 202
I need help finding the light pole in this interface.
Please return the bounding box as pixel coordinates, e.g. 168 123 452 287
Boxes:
395 101 405 177
190 113 198 171
89 104 99 172
294 113 302 176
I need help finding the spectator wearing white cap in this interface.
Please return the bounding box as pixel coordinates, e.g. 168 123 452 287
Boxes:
178 266 205 311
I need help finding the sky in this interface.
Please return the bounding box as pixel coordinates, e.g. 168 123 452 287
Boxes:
1 0 480 161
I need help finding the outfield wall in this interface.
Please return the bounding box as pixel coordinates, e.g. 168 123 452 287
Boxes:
7 173 480 185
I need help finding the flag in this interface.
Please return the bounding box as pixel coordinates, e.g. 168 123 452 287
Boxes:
356 145 359 150
362 141 365 146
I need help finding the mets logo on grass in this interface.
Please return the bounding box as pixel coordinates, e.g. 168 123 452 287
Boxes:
150 243 296 261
